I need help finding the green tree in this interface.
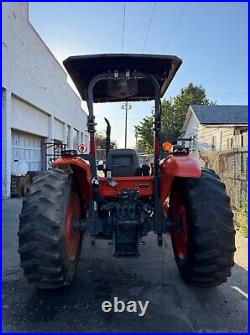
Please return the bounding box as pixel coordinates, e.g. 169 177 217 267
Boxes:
239 193 248 237
134 115 154 153
95 132 117 149
134 83 213 152
170 83 211 136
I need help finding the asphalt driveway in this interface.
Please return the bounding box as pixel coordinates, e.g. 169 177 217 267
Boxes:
2 198 248 332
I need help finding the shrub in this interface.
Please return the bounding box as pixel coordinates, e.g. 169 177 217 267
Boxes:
238 194 248 238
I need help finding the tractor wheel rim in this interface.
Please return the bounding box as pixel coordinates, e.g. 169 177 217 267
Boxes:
65 192 81 260
172 204 188 259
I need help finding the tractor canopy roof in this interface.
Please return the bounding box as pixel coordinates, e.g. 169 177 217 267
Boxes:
63 54 182 103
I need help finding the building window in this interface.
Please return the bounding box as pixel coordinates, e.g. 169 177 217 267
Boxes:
73 129 79 149
67 125 71 148
241 134 244 147
240 131 247 148
235 134 240 148
212 136 217 149
219 132 223 150
230 137 234 149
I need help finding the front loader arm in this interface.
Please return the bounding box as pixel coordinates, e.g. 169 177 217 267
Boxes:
159 154 201 202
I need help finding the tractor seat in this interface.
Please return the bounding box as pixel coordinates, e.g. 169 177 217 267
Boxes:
106 149 141 177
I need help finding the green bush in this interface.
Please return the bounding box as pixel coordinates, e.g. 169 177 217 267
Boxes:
238 194 248 238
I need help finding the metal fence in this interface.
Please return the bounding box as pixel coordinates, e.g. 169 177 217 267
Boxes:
199 149 248 218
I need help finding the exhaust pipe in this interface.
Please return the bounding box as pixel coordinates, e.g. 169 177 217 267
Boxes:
104 117 111 159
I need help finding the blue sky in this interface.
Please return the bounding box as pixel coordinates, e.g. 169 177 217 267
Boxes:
29 2 248 147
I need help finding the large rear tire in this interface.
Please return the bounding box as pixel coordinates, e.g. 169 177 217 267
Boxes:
18 169 83 289
169 168 236 287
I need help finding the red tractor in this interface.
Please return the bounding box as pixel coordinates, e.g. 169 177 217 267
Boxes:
18 54 235 289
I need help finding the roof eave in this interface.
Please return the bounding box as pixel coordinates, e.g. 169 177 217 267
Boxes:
200 123 248 127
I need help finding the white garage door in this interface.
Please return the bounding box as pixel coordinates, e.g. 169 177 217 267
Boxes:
11 130 43 171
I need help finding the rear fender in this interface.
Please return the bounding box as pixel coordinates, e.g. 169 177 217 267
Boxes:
159 154 201 202
53 157 92 203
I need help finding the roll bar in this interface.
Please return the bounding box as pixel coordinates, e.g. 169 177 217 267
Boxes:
86 71 161 180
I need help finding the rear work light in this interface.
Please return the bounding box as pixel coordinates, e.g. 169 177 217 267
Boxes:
162 141 173 152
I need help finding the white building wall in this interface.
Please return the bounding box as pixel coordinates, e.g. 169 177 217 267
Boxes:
183 111 200 139
2 89 12 199
181 110 201 151
11 96 49 137
54 118 65 142
2 3 88 198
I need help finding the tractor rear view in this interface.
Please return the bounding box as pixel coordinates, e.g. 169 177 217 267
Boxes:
18 54 235 289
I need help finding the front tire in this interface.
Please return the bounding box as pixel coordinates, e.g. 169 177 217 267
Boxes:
169 168 236 287
18 169 83 289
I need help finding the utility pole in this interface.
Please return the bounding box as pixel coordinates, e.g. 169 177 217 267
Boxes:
121 102 132 148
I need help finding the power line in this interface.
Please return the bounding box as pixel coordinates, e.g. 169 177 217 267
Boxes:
164 2 189 52
142 2 157 52
121 2 126 52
